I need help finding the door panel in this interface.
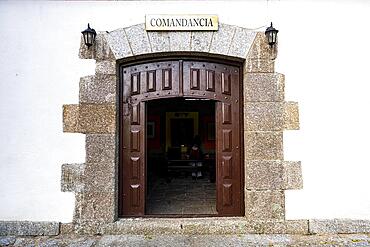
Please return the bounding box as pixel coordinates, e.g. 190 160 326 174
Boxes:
120 59 242 216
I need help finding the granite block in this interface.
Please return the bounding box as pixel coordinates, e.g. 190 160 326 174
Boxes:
244 73 285 102
85 134 116 163
245 131 283 160
79 74 117 104
125 24 151 56
190 31 213 52
228 27 256 58
168 31 191 51
63 104 80 133
105 28 133 60
147 31 171 53
244 58 275 73
95 60 116 75
284 101 300 130
209 23 235 55
83 162 116 192
79 104 116 134
246 160 283 190
309 219 370 234
0 221 59 236
283 161 303 190
248 32 276 60
244 102 285 131
245 190 285 220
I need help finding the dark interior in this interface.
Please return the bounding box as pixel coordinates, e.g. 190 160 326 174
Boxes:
146 98 217 215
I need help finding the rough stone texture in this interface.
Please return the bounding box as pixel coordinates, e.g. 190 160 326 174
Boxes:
246 160 284 190
245 57 275 73
245 102 300 131
286 220 309 235
245 191 285 220
63 104 80 133
63 104 116 134
244 102 285 131
105 28 133 60
245 131 283 160
190 31 214 52
79 104 116 134
284 101 300 130
79 75 117 104
244 73 285 102
74 191 115 223
147 31 171 53
249 32 277 60
59 223 74 235
95 60 116 75
83 162 116 192
168 31 191 52
125 24 152 56
0 221 59 236
209 23 236 55
86 134 116 163
61 163 85 192
309 219 370 234
2 234 370 246
228 27 256 58
283 161 303 190
79 33 115 61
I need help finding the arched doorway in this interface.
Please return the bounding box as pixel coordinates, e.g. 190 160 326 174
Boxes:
119 58 244 217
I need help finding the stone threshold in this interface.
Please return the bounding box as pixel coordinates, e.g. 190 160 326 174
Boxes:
2 218 370 236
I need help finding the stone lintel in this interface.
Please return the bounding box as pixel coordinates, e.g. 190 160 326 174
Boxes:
244 73 285 102
0 221 59 236
63 104 116 134
245 131 283 160
61 163 85 192
309 219 370 234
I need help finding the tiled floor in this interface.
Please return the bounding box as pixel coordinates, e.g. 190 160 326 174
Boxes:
146 176 217 215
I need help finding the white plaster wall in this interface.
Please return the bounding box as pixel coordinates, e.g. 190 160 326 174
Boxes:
0 1 369 222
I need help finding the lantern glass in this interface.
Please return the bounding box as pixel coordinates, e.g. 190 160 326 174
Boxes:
265 22 279 47
81 23 96 48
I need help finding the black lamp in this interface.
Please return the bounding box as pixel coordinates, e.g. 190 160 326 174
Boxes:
265 22 279 47
81 23 96 48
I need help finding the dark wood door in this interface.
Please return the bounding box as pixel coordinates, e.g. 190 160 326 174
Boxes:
120 61 180 216
183 62 242 215
120 59 243 216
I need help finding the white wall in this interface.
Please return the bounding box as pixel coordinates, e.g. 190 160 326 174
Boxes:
0 1 369 222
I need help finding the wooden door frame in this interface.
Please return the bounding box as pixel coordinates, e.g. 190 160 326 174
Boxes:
118 55 244 217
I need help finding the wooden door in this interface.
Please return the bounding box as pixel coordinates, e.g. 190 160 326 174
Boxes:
120 61 180 216
183 61 242 216
120 59 242 216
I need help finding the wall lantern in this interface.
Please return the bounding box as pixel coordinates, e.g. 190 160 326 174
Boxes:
81 23 96 48
265 22 279 47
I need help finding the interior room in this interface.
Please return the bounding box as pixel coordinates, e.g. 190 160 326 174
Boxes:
146 98 216 215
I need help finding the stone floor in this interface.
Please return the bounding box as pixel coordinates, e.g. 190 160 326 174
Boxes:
1 234 370 246
146 176 216 215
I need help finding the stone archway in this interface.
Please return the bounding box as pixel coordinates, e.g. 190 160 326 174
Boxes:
61 23 302 234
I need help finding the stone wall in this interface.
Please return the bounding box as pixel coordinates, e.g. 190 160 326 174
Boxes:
61 23 302 234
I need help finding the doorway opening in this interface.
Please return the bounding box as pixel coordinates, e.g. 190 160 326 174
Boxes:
146 98 217 215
